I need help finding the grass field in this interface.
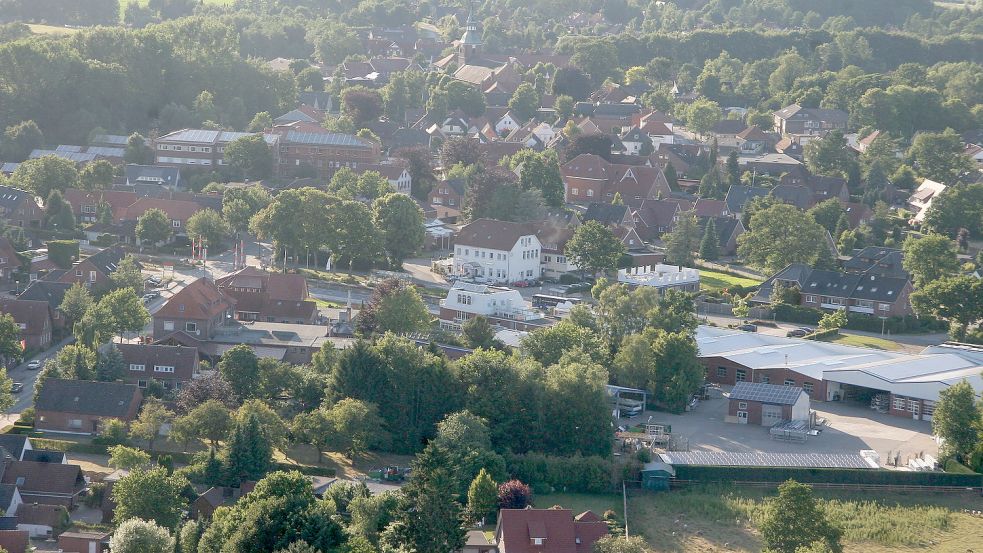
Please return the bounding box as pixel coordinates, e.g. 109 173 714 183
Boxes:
624 485 983 552
818 333 905 351
534 492 624 518
699 268 763 292
27 24 80 35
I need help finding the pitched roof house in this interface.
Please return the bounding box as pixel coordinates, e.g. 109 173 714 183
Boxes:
773 104 848 136
453 219 543 283
0 237 20 284
494 508 608 553
35 379 143 436
0 299 53 351
0 185 42 229
1 460 86 507
215 267 317 324
561 154 671 206
754 263 914 317
115 343 200 391
56 246 132 292
152 277 235 340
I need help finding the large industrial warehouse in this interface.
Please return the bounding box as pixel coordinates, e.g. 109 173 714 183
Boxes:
697 326 983 422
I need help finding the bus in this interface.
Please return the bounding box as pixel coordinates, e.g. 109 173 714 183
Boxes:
531 294 583 309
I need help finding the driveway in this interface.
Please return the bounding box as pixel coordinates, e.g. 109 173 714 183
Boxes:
631 390 937 468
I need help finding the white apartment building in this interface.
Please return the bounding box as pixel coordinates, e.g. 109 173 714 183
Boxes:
618 264 700 293
453 219 542 284
438 282 551 331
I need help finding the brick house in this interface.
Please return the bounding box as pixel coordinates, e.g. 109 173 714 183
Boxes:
17 281 70 333
115 343 200 391
726 381 810 426
152 277 235 340
62 189 138 225
56 246 132 292
0 185 42 228
754 263 914 317
215 267 317 324
0 237 21 285
561 154 671 207
1 460 86 507
0 299 53 351
494 508 608 553
35 379 142 435
58 531 110 553
115 197 202 240
773 104 848 136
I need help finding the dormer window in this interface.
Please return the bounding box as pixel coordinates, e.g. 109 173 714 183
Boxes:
532 538 544 545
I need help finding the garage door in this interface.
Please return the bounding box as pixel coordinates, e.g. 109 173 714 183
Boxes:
762 404 784 426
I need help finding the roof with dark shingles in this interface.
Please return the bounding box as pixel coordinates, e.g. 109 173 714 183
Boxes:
35 379 141 418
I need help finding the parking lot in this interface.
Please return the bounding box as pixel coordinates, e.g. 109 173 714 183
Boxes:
630 388 938 468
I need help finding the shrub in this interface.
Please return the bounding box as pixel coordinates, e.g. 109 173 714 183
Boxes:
558 273 581 285
17 407 34 425
505 453 615 493
636 448 652 463
47 240 79 269
83 482 106 508
498 480 532 509
94 419 130 446
943 459 977 474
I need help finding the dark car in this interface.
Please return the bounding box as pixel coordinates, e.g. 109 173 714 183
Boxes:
786 327 813 338
10 382 23 393
737 323 757 332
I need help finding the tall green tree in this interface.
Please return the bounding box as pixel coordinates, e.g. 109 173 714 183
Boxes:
43 190 75 231
910 275 983 341
699 219 719 261
508 83 541 121
12 155 78 198
96 343 126 382
565 221 627 277
908 128 975 183
59 283 93 327
372 193 424 265
901 234 959 287
186 209 229 248
109 519 176 553
112 467 190 529
738 204 825 272
664 211 700 266
931 380 982 462
804 130 856 177
760 480 843 553
225 135 274 180
98 288 150 340
542 350 611 456
124 133 153 165
129 400 173 451
227 412 274 482
1 120 43 163
466 468 499 524
79 159 115 190
110 255 145 295
136 208 172 245
218 344 260 400
684 98 722 137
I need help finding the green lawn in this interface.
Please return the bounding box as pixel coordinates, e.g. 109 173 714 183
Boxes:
534 492 623 518
625 485 983 553
27 24 80 35
818 333 904 351
699 268 762 292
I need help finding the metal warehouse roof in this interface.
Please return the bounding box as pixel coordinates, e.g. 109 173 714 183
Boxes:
697 326 983 402
660 451 877 469
729 382 804 405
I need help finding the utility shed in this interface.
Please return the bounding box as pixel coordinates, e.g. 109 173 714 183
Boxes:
727 382 809 426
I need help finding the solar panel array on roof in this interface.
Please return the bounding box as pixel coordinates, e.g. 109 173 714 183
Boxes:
285 131 370 148
217 131 253 142
30 150 97 162
161 129 220 143
660 451 875 469
85 147 125 157
729 381 803 405
55 145 83 152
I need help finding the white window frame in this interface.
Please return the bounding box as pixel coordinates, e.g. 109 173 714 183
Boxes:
129 364 145 372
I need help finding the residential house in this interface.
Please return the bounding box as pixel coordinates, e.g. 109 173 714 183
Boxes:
124 165 182 189
774 135 806 161
842 247 908 279
1 460 85 507
532 223 576 280
0 436 32 462
58 530 110 553
653 143 710 178
191 482 256 519
439 282 553 331
453 219 542 283
62 189 138 225
157 320 353 365
494 508 608 553
619 127 654 156
116 343 200 391
15 504 69 538
0 185 42 228
0 299 52 351
0 529 29 553
152 277 235 340
116 197 202 239
216 267 317 324
352 163 412 195
907 179 946 224
0 484 23 516
561 154 672 206
56 246 131 291
724 184 770 214
0 238 20 285
631 198 693 241
21 449 67 464
735 126 770 155
34 379 142 436
17 281 69 332
583 203 633 228
773 104 848 136
699 217 745 256
738 153 807 185
754 263 914 317
461 530 495 553
429 178 466 212
808 175 850 204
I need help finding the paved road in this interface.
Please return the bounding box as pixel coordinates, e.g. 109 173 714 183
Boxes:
0 335 77 428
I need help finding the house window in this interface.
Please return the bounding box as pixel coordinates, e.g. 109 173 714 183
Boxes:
172 220 181 228
15 477 25 486
185 322 197 333
784 379 795 386
69 419 82 429
586 189 594 197
532 539 544 546
893 396 906 410
805 295 815 303
803 382 813 394
735 369 746 382
716 367 727 378
879 303 890 311
738 402 747 410
75 270 83 277
89 270 97 282
138 380 148 388
760 374 770 384
163 321 174 331
154 365 175 373
908 399 919 413
571 188 579 195
129 364 145 372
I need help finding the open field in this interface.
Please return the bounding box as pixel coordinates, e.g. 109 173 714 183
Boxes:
626 485 983 552
819 333 905 351
699 269 762 292
534 492 623 518
27 24 80 35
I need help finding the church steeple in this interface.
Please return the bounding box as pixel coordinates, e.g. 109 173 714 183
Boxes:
458 0 482 66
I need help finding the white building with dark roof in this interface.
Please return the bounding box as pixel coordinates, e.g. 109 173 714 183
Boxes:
453 219 541 284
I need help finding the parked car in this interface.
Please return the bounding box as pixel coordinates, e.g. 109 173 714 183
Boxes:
145 276 162 288
737 323 758 332
10 382 22 393
26 360 41 370
786 327 813 338
142 291 161 304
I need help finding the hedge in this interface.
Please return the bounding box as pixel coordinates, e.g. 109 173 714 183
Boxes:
772 303 946 334
804 328 839 341
505 453 615 494
672 465 982 487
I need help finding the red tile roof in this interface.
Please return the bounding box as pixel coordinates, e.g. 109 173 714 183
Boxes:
154 277 234 320
0 299 51 337
495 508 608 553
116 197 202 224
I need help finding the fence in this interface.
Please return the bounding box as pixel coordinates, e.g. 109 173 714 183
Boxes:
696 301 772 320
669 464 982 489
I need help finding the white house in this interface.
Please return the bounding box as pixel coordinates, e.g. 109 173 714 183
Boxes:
438 282 551 331
618 264 700 293
494 111 520 135
907 178 946 224
453 219 542 283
